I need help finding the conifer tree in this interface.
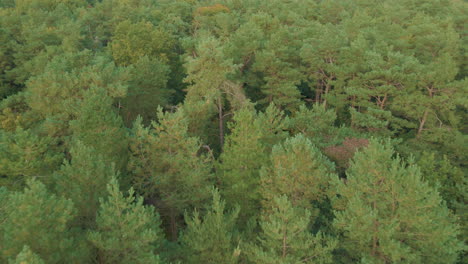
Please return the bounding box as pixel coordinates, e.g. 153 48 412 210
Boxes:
252 19 304 110
25 51 129 137
289 104 337 147
181 189 240 264
218 105 267 224
333 139 464 263
128 107 213 240
1 179 87 263
218 103 289 224
87 177 164 264
248 195 336 264
0 128 63 189
10 246 45 264
260 134 336 213
69 87 128 172
183 36 241 149
255 103 290 151
120 56 171 125
54 141 118 228
110 20 175 67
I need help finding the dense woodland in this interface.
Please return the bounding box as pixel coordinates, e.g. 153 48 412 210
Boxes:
0 0 467 263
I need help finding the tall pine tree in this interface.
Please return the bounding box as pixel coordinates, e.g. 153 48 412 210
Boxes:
180 189 241 264
333 139 464 263
87 177 164 264
1 179 88 264
260 134 336 214
53 141 118 228
128 107 213 240
247 195 336 264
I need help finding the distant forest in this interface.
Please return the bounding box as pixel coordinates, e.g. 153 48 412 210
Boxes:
0 0 466 263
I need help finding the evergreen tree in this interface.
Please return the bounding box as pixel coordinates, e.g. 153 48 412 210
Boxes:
289 104 337 147
53 141 118 228
1 179 87 263
87 177 164 264
110 19 175 66
0 127 63 189
333 139 464 263
300 22 346 108
248 195 336 264
260 134 336 213
218 105 267 224
183 35 242 149
69 87 129 172
25 51 129 137
9 246 45 264
255 103 291 150
120 56 171 125
128 107 213 240
181 189 241 264
218 103 289 224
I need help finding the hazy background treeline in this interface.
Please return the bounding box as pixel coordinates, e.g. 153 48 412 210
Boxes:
0 0 466 263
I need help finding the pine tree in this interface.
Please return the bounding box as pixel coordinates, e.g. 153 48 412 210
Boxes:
9 246 45 264
181 189 241 264
2 0 85 85
0 127 63 189
87 177 164 264
183 35 242 149
247 195 336 264
128 107 213 240
110 19 175 66
218 103 290 224
53 141 118 228
218 105 268 224
255 103 290 151
333 139 464 263
289 104 337 147
25 50 129 138
0 179 87 263
260 134 336 213
300 22 346 108
69 87 128 172
251 19 304 110
120 56 171 125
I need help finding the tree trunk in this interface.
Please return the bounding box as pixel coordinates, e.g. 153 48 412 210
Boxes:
217 96 224 149
170 209 178 241
282 227 287 258
323 83 330 108
417 109 429 139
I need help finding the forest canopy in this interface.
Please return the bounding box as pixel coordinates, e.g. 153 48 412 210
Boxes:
0 0 467 263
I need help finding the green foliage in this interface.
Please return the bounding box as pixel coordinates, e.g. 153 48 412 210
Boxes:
110 20 175 66
121 56 171 125
289 104 337 146
0 0 466 262
181 189 240 264
1 0 86 85
0 128 63 189
69 87 129 172
0 93 39 132
87 177 164 264
25 51 129 136
128 107 213 239
218 106 267 223
260 134 336 212
333 139 464 263
54 141 118 228
247 195 336 264
9 246 45 264
1 179 86 263
183 35 242 149
255 103 290 150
